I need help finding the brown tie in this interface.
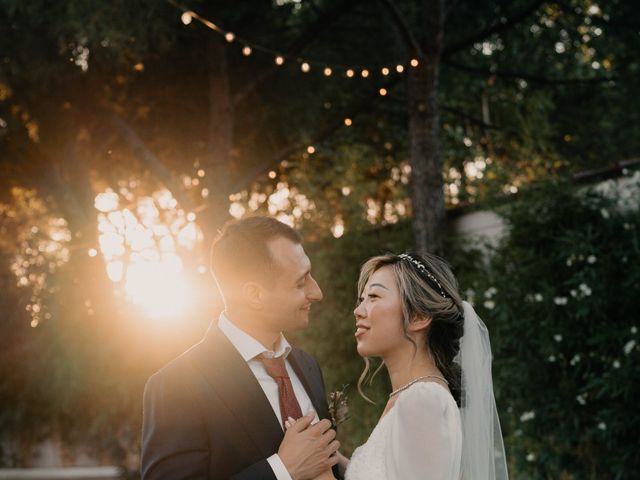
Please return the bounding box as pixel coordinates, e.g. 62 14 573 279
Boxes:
260 355 303 428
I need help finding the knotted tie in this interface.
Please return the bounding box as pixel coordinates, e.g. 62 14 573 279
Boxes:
260 355 303 428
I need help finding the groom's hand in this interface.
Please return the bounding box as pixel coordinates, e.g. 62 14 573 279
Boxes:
278 414 340 480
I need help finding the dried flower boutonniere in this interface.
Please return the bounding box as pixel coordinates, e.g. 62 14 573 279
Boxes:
328 385 350 429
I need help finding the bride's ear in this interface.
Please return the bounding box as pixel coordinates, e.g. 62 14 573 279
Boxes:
409 315 432 332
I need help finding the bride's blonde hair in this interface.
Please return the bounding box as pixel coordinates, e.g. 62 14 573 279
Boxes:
356 252 464 406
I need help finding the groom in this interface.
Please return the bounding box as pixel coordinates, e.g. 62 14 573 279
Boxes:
141 216 340 479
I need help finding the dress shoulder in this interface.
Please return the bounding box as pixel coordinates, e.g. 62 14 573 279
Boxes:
394 381 455 415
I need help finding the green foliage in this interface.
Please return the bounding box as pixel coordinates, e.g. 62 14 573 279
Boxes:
466 172 640 478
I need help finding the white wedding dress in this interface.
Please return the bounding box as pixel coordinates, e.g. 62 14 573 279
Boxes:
345 381 462 480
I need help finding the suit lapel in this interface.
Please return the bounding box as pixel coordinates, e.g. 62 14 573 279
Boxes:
288 348 330 421
191 325 284 458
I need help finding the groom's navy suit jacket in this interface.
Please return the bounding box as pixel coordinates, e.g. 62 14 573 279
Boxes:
141 322 335 479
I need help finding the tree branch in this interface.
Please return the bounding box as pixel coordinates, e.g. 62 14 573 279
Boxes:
444 60 617 85
233 0 367 105
443 0 546 58
110 115 198 213
379 0 424 58
230 77 402 192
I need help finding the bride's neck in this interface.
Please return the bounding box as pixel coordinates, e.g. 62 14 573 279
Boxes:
384 346 441 393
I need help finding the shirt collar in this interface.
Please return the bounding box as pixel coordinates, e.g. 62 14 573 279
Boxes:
218 312 292 362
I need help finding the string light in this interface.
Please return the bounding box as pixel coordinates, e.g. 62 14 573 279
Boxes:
344 118 353 126
307 146 316 154
170 3 419 81
379 88 388 96
181 11 193 25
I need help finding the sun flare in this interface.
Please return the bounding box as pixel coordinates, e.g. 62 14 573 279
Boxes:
94 187 202 319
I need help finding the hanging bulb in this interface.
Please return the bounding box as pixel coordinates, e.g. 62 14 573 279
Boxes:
225 32 235 42
410 58 419 67
181 11 193 25
346 69 355 78
361 69 369 78
396 64 404 73
275 56 285 65
344 118 353 126
379 88 388 96
324 67 333 76
381 67 390 76
242 46 252 56
301 62 311 72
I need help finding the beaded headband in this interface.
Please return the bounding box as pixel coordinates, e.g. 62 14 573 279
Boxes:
398 253 449 298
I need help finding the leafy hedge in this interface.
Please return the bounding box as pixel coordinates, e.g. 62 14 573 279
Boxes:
471 174 640 479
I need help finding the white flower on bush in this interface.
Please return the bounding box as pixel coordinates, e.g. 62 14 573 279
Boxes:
570 289 578 298
554 296 568 306
526 452 536 462
566 255 575 266
576 393 587 405
570 354 581 366
613 360 621 369
483 300 496 310
624 340 636 355
520 410 535 422
600 208 610 219
631 326 638 335
484 287 497 299
547 354 556 362
587 255 597 264
534 293 543 302
597 422 607 431
554 334 563 342
465 288 476 305
623 223 631 230
579 283 592 296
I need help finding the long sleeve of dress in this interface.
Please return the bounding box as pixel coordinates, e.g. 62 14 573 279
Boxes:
384 382 461 480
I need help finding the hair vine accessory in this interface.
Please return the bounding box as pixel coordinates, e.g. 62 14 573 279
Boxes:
398 253 449 298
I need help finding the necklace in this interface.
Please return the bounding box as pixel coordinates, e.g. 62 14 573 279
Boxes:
389 375 448 398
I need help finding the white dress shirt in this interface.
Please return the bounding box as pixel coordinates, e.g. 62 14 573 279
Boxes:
218 313 319 480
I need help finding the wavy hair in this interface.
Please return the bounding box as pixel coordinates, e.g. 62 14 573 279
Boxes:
356 252 464 406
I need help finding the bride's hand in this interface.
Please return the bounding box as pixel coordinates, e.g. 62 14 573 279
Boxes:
285 417 337 480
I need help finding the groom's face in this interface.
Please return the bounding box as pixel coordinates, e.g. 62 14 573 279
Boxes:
260 237 323 332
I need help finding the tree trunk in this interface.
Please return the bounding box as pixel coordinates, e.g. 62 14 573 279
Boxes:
408 0 445 254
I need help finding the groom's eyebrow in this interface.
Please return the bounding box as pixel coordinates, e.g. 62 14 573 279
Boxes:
370 283 389 290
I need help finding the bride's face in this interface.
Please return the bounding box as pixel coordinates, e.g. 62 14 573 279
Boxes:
353 265 407 358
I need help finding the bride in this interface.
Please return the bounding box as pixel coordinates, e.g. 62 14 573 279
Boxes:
289 252 509 480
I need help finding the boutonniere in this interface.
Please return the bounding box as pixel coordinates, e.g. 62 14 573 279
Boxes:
328 385 350 429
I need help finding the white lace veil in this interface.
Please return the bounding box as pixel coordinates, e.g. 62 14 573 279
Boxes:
456 301 509 480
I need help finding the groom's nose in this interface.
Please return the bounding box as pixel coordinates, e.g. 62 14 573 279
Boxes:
307 275 323 302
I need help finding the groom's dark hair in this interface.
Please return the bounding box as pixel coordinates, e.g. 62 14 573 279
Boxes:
210 216 302 292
